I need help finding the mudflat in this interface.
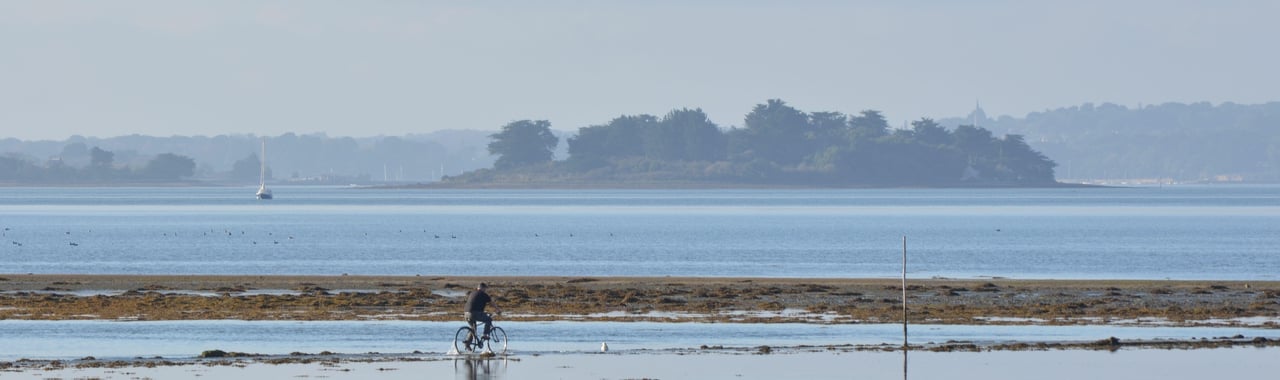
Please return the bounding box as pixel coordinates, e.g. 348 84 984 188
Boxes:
1 274 1277 326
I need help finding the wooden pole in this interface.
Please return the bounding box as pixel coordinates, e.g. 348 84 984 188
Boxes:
902 235 908 379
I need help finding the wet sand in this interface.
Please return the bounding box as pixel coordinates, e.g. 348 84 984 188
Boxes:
3 275 1279 378
2 274 1278 326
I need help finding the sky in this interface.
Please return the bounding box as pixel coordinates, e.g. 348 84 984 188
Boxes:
2 0 1278 140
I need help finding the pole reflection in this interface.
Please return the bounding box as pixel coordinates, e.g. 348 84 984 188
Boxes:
903 347 908 380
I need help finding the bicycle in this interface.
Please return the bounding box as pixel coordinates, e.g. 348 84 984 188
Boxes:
454 313 507 355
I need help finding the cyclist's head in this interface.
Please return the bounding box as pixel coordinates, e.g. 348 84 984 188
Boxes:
478 283 488 290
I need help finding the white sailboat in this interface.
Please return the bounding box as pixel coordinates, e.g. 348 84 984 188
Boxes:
256 137 273 200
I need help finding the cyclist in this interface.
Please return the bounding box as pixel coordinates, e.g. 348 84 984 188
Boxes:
465 283 502 343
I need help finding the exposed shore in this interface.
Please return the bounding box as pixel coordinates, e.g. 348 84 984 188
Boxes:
2 274 1277 326
382 180 1101 190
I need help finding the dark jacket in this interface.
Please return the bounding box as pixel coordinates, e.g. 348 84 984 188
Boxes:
465 289 491 313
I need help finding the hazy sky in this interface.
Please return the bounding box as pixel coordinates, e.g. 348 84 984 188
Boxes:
2 1 1277 140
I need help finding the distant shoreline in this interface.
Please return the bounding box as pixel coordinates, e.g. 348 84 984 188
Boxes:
0 181 1108 189
0 180 217 187
18 180 1280 189
377 180 1106 190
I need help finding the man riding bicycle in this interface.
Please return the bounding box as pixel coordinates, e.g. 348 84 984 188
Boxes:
465 283 502 342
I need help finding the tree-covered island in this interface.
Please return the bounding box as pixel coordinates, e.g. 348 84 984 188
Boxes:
443 99 1060 188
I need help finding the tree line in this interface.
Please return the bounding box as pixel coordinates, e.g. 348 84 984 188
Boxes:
938 101 1280 181
469 99 1058 186
0 131 497 185
0 146 195 183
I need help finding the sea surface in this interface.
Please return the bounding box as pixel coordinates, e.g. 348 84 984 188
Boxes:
1 185 1277 280
1 319 1275 360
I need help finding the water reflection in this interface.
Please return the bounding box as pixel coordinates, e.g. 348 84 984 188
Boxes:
454 357 507 380
903 348 908 380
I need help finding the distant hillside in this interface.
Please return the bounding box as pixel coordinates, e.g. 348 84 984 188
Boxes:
939 102 1280 182
0 130 500 185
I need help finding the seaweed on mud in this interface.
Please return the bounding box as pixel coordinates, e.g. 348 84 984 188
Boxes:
199 350 262 358
4 277 1280 326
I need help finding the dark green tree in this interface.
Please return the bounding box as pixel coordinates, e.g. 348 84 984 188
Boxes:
568 114 655 169
910 118 952 146
230 153 265 182
996 134 1057 183
139 153 196 180
849 110 890 141
660 108 725 161
488 120 558 170
90 146 114 168
808 111 848 136
603 114 653 158
84 146 120 180
807 111 850 156
738 99 811 165
953 124 997 173
60 142 90 167
0 155 38 180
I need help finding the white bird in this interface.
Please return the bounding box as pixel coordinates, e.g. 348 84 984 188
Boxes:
601 342 608 352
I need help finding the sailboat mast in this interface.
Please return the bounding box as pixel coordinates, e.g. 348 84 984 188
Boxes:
255 137 273 199
260 137 267 186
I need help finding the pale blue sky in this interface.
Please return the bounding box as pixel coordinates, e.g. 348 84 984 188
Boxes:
2 0 1277 140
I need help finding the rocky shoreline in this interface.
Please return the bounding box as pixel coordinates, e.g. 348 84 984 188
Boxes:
2 274 1278 327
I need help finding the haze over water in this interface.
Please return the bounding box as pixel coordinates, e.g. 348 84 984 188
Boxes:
2 185 1277 280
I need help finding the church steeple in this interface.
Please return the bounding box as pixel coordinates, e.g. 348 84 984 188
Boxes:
968 100 988 127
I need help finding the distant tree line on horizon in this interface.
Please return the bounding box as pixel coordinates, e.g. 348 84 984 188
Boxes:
461 99 1058 186
0 146 196 183
12 100 1269 186
941 101 1280 182
0 131 496 184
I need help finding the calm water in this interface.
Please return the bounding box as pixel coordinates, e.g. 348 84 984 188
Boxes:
1 319 1275 360
24 349 1280 380
1 185 1277 279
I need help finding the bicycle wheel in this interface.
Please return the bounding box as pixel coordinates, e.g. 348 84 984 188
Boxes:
454 326 476 353
488 326 508 354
